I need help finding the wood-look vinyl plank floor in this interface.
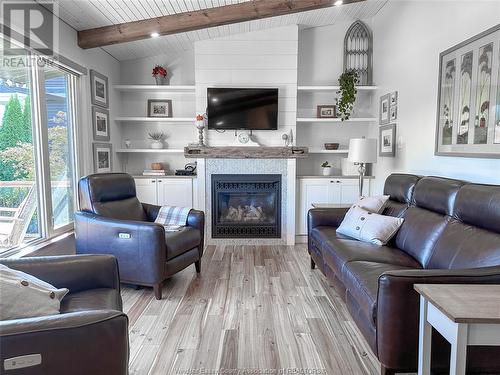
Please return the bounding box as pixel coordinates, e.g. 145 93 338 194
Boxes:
122 244 380 375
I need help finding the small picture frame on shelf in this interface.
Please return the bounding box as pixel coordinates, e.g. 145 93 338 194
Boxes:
92 106 110 141
317 105 336 118
379 94 390 125
379 124 396 157
90 70 109 108
147 99 172 118
93 143 113 173
390 91 398 106
390 105 398 121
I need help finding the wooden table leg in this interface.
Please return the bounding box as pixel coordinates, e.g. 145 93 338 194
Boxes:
450 323 468 375
418 296 432 375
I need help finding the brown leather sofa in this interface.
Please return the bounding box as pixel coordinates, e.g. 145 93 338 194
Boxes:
0 255 128 375
75 173 205 299
308 173 500 374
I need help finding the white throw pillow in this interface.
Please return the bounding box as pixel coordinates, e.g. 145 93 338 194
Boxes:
337 205 404 246
0 264 69 320
355 195 390 213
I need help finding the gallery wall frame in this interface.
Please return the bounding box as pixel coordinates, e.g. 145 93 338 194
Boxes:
435 23 500 158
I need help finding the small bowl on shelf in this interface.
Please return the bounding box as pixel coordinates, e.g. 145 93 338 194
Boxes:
324 143 340 150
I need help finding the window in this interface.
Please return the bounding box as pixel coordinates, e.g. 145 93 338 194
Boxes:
0 37 80 254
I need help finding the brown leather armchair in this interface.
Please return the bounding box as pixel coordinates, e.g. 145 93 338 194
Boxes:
74 173 205 299
0 255 128 375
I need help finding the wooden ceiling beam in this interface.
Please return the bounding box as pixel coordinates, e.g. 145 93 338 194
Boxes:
78 0 365 49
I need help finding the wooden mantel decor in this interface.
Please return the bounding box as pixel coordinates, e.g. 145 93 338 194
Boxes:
184 146 309 159
78 0 366 49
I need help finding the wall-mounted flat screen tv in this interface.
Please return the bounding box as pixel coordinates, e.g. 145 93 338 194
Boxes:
207 88 278 130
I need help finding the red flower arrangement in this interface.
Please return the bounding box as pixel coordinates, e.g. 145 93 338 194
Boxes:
196 114 204 121
152 65 167 77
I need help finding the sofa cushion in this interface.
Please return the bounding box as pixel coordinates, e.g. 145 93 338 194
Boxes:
341 261 416 325
337 206 404 245
412 176 464 216
383 173 421 204
394 207 450 268
0 264 69 320
427 219 500 269
166 227 200 260
322 235 421 280
453 183 500 235
60 288 121 313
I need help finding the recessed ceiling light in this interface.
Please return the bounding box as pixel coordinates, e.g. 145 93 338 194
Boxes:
151 32 160 38
334 0 343 5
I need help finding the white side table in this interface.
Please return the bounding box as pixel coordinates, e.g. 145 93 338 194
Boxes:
415 284 500 375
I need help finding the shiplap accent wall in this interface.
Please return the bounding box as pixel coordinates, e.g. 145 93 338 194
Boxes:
194 26 299 244
194 25 299 146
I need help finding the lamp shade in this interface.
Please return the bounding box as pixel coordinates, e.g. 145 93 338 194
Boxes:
348 138 377 163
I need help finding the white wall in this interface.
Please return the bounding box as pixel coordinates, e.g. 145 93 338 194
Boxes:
194 25 299 146
370 0 500 193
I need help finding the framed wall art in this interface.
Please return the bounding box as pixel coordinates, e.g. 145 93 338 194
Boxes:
435 24 500 158
317 105 336 118
379 124 396 157
379 93 390 125
93 143 113 173
90 70 109 108
92 106 110 141
147 99 173 118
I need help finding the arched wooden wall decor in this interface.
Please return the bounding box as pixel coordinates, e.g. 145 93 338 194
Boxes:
344 20 373 85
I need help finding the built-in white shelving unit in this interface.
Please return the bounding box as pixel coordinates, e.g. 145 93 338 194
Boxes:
115 117 193 123
114 85 196 92
297 117 377 123
297 85 378 91
116 148 185 153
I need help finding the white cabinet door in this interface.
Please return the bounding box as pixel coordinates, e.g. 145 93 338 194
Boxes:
157 178 193 207
339 179 360 204
297 179 339 235
134 178 158 205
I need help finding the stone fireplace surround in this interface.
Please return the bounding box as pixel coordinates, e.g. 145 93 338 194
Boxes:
195 158 296 245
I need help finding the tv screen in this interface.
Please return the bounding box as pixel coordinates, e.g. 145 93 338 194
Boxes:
207 88 278 130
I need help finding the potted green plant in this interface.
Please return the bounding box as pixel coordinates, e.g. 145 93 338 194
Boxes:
321 161 331 176
336 70 359 121
148 131 165 149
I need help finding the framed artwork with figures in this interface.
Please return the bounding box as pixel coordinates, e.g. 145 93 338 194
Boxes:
435 24 500 158
92 106 110 141
379 94 390 125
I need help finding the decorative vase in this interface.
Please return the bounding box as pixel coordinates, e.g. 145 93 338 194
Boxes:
196 120 205 146
150 140 163 149
155 75 167 85
322 167 332 176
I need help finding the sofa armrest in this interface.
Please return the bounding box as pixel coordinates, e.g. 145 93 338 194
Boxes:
0 311 128 375
75 211 166 285
0 255 120 294
308 208 349 230
376 266 500 369
142 202 160 222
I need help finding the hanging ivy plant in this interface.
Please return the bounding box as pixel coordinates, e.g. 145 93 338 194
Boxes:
336 70 359 121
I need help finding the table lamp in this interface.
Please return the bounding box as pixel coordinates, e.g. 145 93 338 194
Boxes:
348 138 377 197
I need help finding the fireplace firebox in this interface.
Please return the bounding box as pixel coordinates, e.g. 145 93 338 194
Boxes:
212 174 281 238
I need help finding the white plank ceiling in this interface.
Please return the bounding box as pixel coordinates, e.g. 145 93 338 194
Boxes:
45 0 388 61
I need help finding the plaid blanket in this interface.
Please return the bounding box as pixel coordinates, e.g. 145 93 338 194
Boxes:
154 206 191 232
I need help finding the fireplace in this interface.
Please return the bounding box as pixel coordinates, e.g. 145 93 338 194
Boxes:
211 174 281 238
